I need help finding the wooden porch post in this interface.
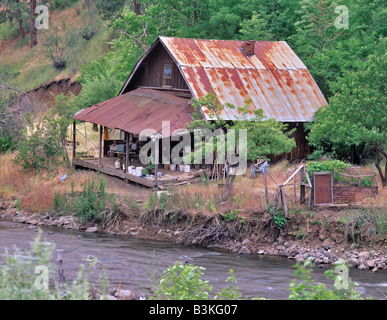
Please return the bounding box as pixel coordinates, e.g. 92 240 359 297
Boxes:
264 170 268 208
72 121 76 160
125 131 129 173
99 125 103 170
300 167 306 204
280 186 288 218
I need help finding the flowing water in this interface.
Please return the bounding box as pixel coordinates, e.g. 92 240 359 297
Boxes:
0 219 386 299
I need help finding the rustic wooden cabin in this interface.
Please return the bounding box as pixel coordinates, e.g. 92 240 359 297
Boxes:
72 36 327 187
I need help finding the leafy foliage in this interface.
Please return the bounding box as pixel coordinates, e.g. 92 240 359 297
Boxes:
0 102 24 153
288 259 367 300
307 45 387 184
52 176 120 225
41 27 80 70
15 113 70 172
94 0 126 21
0 231 113 300
151 262 252 300
306 160 351 180
151 262 213 300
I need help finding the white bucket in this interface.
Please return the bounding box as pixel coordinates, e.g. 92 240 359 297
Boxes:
170 164 176 170
178 165 184 171
184 164 190 173
114 160 121 169
128 166 135 174
136 167 143 176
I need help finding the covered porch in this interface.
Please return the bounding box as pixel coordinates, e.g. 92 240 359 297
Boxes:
72 88 203 188
72 157 203 188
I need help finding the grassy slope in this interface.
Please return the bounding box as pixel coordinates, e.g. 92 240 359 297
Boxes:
0 1 116 92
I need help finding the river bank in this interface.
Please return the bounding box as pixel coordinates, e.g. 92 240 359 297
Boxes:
1 198 386 273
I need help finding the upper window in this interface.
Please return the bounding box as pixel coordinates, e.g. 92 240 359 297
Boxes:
163 63 173 87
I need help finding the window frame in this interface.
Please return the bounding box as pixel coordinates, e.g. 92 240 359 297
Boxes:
162 62 173 87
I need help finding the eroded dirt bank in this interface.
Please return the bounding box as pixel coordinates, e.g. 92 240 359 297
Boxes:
1 198 386 273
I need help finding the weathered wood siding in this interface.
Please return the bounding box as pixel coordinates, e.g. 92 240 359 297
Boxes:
270 122 311 162
125 42 189 92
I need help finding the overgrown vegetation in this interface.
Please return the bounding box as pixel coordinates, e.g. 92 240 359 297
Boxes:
150 259 368 300
288 258 368 300
0 231 375 300
52 176 120 225
0 102 24 153
0 230 108 300
16 113 70 172
41 27 80 70
306 160 377 186
340 208 387 245
185 91 296 199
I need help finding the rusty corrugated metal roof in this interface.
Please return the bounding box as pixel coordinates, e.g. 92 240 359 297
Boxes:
73 88 193 136
157 37 327 122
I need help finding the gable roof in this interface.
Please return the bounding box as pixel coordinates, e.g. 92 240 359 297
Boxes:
120 36 328 122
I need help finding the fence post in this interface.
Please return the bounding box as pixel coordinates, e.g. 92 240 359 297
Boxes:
300 167 306 204
56 249 65 289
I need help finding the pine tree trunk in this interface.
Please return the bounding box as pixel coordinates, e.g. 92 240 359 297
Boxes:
30 0 38 47
18 19 25 39
132 0 141 16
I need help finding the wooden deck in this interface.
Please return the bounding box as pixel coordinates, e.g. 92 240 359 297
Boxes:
72 157 204 188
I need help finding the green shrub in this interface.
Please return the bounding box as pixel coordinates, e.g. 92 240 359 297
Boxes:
0 103 24 153
306 160 375 186
151 262 253 300
16 115 70 172
49 0 79 9
221 210 239 222
52 176 120 225
268 207 287 231
151 262 213 300
214 269 246 300
306 160 351 181
0 231 55 300
0 230 105 300
288 259 368 300
342 208 387 244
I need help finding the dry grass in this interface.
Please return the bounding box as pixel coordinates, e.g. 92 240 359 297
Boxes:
156 160 293 216
1 150 385 215
72 123 122 157
0 1 114 91
0 152 102 213
162 159 386 218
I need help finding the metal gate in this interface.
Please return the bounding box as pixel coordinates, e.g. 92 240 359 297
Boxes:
314 172 333 206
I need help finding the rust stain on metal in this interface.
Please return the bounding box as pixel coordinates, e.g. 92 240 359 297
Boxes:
241 41 255 56
118 37 328 123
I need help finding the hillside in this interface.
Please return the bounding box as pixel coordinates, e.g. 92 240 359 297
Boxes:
0 1 116 96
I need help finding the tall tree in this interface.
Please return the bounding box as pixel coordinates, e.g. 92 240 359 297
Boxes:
0 0 29 39
30 0 37 47
186 92 295 199
308 46 387 186
94 0 126 21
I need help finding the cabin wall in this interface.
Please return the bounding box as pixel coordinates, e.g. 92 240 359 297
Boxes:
125 42 189 92
121 41 312 162
270 122 311 162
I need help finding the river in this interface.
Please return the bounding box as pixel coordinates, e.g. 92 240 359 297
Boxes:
0 219 386 299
